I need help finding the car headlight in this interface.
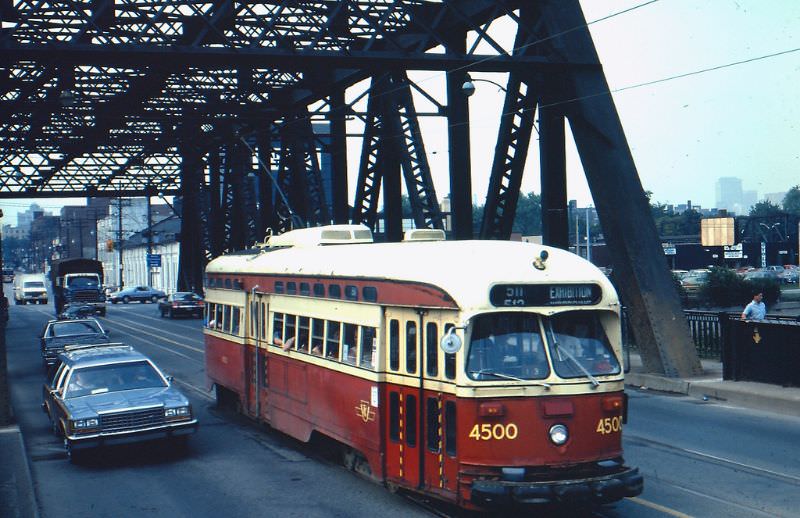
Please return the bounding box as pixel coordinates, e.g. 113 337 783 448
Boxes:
164 406 191 418
72 418 99 429
549 424 569 445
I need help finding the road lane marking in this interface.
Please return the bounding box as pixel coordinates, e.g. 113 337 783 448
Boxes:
629 497 693 518
106 318 204 355
173 379 214 402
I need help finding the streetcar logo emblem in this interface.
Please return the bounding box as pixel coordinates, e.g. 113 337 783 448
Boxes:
355 400 376 423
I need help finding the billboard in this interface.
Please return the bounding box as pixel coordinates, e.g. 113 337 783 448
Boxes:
701 217 735 246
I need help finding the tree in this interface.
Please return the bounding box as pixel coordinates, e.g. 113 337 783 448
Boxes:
749 200 782 217
782 185 800 216
512 192 542 236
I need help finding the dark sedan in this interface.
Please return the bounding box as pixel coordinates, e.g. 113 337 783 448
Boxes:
158 292 204 319
40 318 110 370
42 344 197 462
108 286 166 304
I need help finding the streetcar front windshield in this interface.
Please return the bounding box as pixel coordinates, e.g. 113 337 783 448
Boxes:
543 311 621 378
466 312 550 381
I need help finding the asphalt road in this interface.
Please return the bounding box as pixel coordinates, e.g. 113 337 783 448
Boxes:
6 299 800 517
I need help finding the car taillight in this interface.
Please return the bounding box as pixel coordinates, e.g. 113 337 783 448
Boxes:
172 302 180 308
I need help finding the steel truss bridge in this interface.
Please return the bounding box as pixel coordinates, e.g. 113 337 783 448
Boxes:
0 0 700 377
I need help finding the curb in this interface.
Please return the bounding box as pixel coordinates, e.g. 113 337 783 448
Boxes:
625 374 800 419
0 424 40 518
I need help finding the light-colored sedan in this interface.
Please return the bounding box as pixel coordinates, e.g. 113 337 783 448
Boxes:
108 285 166 304
42 344 197 462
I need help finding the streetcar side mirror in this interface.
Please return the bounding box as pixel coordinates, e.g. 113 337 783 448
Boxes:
440 327 463 354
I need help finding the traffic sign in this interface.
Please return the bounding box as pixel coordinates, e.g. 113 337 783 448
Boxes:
147 254 162 267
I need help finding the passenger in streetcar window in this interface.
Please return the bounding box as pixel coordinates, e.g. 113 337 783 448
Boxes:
343 323 358 364
360 327 376 369
311 345 322 356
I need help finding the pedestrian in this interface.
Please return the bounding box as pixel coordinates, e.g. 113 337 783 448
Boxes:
741 291 766 321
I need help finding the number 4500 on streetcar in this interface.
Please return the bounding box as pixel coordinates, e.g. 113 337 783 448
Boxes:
203 225 643 511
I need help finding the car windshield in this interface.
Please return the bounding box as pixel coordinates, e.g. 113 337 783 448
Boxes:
51 321 102 337
67 276 99 289
64 361 166 398
466 312 550 381
543 311 621 378
23 281 45 289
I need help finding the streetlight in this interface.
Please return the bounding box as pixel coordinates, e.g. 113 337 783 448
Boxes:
461 73 507 97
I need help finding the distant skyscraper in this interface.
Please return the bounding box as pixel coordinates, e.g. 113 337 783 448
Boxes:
715 177 744 214
741 190 757 213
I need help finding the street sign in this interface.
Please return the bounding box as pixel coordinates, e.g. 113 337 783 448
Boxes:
760 242 766 268
147 254 162 267
723 244 743 259
661 243 676 255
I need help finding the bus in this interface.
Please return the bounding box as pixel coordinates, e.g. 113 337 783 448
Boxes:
203 225 642 510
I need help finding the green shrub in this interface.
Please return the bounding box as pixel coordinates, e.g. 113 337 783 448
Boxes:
699 267 749 307
699 267 781 307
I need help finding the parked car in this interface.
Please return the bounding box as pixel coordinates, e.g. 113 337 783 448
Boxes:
40 318 110 370
42 343 197 462
680 271 709 295
59 303 101 320
108 286 166 304
159 292 204 319
781 265 799 284
743 269 780 282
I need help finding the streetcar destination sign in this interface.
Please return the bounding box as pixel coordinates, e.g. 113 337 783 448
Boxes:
489 284 602 307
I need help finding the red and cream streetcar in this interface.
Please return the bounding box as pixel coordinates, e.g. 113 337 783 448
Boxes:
203 224 643 509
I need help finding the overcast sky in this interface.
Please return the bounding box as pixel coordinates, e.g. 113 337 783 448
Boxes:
2 0 798 227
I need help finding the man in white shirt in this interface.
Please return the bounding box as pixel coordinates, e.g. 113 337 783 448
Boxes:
741 291 766 321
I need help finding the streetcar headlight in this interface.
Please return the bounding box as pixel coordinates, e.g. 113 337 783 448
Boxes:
165 406 191 418
549 424 569 445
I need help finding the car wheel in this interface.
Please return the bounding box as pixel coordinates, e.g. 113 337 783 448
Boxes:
122 296 131 304
151 295 158 303
42 299 48 305
64 437 82 463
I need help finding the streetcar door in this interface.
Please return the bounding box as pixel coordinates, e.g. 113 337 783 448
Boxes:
421 312 460 495
245 294 269 419
384 308 423 489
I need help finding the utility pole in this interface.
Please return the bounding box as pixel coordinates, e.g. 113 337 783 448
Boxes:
146 193 153 287
586 206 592 262
117 197 125 289
0 209 10 425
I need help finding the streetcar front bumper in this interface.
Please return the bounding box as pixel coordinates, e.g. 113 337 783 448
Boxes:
470 466 643 507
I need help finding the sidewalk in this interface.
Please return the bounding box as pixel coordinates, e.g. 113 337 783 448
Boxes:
0 423 39 518
625 353 800 418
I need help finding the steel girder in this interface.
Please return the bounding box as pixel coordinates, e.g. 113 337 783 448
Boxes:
352 72 444 236
540 0 701 377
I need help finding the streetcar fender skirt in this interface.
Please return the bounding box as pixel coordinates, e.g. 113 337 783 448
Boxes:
470 467 643 507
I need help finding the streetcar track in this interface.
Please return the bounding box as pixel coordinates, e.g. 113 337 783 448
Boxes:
626 432 800 485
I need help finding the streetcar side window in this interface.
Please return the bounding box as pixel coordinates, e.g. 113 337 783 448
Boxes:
360 326 376 370
445 401 456 456
313 283 325 297
406 395 417 447
300 282 310 296
343 323 358 364
231 307 241 336
223 305 232 333
426 322 438 377
326 321 341 360
345 285 358 301
274 281 284 294
426 397 441 452
215 304 223 330
285 314 297 347
406 321 417 374
297 316 310 352
328 284 341 299
311 319 324 355
389 392 400 442
273 312 284 343
444 323 456 380
261 303 267 340
389 320 400 371
363 286 378 302
287 282 297 295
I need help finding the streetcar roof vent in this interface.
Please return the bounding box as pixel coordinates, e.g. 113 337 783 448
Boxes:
267 225 374 248
403 229 446 242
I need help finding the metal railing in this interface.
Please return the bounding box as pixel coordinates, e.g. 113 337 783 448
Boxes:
624 309 800 361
